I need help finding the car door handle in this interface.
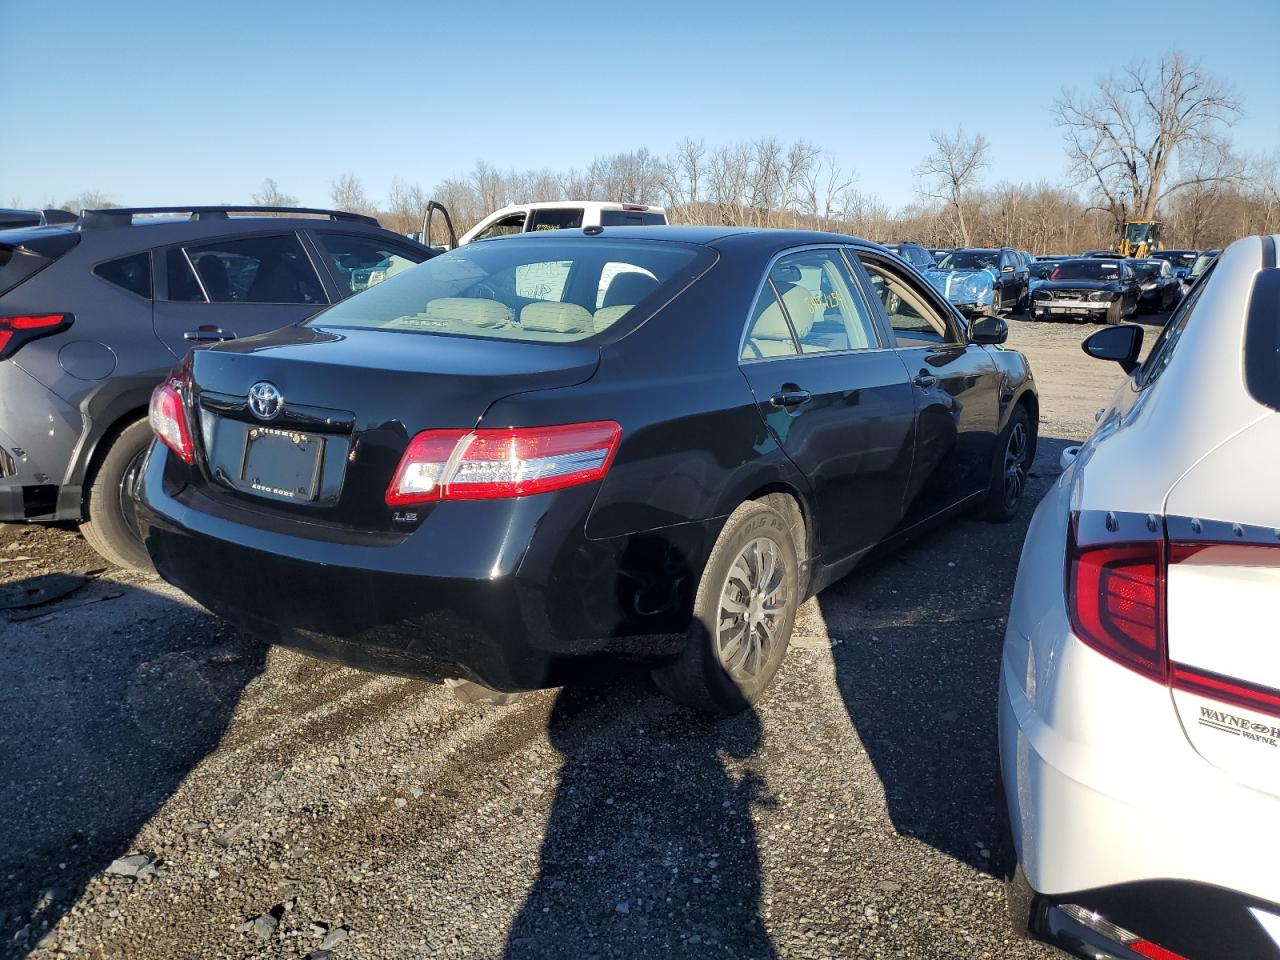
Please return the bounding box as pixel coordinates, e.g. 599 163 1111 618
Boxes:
912 374 937 389
769 388 812 408
184 325 236 343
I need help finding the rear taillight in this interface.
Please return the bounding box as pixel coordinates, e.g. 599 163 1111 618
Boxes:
0 313 73 360
1055 904 1189 960
1067 525 1166 681
386 421 621 505
149 379 194 463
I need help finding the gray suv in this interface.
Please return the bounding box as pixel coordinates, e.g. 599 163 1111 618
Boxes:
0 205 435 568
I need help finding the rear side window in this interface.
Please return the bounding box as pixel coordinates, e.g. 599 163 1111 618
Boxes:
313 233 430 295
166 234 325 304
94 253 152 298
1138 267 1212 389
307 237 711 343
528 208 584 231
741 249 880 359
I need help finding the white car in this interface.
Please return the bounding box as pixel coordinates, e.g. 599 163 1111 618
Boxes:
458 201 666 244
1000 234 1280 959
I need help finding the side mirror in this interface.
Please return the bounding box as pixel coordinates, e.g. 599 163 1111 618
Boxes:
1082 324 1144 374
968 314 1008 344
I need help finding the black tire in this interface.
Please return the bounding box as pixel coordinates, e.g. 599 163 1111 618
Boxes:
1104 299 1122 325
981 405 1033 522
651 499 799 714
80 418 154 571
990 286 1002 315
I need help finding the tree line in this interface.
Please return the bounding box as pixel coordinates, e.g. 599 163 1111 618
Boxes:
33 51 1280 253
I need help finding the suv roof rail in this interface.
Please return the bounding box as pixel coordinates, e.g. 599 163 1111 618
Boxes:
77 206 380 230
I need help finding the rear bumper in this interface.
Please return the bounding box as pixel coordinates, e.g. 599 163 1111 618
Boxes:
0 360 85 521
138 447 721 691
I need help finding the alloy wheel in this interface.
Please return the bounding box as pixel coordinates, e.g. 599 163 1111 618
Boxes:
717 537 788 681
1003 421 1029 510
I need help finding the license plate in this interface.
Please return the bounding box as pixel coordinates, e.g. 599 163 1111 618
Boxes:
240 427 324 501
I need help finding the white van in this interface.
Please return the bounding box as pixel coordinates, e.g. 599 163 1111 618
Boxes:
458 201 667 245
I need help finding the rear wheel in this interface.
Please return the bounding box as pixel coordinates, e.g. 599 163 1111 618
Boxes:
981 405 1032 522
80 418 153 571
651 500 798 714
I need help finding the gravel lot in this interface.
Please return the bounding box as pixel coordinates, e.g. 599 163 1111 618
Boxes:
0 316 1161 960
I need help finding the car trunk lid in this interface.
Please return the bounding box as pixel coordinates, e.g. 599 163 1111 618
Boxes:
183 324 599 533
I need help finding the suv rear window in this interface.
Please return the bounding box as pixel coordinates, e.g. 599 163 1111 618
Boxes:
0 232 80 296
599 210 666 226
1245 266 1280 412
307 238 712 343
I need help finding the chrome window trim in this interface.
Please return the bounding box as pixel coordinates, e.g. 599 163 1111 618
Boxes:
737 243 892 365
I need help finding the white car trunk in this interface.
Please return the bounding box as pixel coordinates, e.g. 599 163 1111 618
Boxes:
1165 415 1280 798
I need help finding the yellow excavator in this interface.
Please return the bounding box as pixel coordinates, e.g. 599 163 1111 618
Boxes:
1117 220 1163 258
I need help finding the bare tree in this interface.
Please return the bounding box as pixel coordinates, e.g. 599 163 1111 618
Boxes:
329 172 372 215
915 127 990 246
251 178 298 208
60 190 115 213
1054 51 1241 223
383 178 429 234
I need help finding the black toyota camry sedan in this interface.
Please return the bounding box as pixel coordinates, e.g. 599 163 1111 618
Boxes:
138 227 1037 713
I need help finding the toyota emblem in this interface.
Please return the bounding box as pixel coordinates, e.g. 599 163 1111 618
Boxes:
247 381 283 420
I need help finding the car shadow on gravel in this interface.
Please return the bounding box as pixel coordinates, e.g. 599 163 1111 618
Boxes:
504 677 777 960
0 577 264 954
819 436 1074 879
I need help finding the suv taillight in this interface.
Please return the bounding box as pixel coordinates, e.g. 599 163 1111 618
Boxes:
1067 525 1166 681
0 313 73 360
149 378 194 463
386 421 621 505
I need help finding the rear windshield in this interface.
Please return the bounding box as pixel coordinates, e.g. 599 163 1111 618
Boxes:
0 232 80 296
307 238 712 343
1052 260 1122 281
1154 251 1198 269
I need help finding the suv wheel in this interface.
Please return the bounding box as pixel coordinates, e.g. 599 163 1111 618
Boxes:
651 500 798 714
80 418 154 571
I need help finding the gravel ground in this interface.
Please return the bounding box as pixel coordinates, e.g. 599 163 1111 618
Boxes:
0 316 1161 960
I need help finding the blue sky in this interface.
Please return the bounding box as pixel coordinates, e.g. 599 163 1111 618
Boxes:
3 0 1278 212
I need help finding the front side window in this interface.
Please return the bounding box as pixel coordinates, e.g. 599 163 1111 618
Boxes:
94 252 152 298
166 234 325 304
472 213 526 241
314 233 430 294
740 249 880 360
859 257 956 347
307 238 711 344
528 208 585 231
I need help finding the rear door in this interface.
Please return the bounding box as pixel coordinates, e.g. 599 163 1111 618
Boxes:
737 246 916 564
856 252 1001 526
152 232 330 358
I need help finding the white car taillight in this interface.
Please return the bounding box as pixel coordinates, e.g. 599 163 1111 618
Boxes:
386 421 621 505
149 379 194 463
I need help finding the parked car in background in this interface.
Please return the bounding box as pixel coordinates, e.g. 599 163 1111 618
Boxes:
1131 257 1183 312
138 226 1038 714
1026 257 1064 304
925 247 1027 315
1029 258 1141 323
881 242 936 270
1150 248 1200 280
1001 234 1280 960
0 205 435 569
1188 249 1221 285
457 201 667 244
0 208 77 230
